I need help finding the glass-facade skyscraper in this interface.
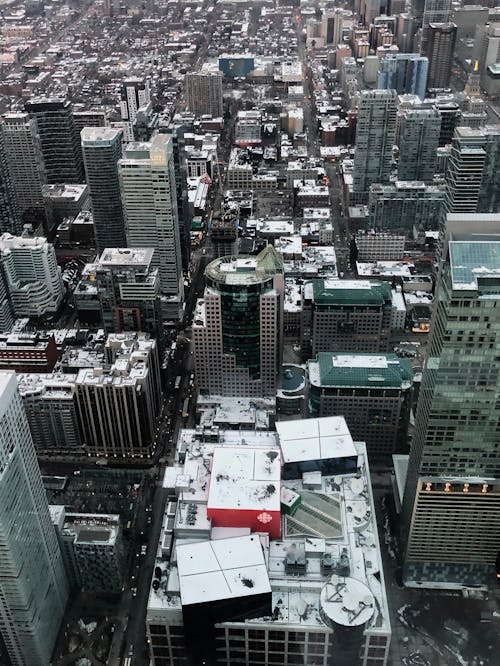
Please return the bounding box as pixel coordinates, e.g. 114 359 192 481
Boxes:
0 371 68 665
402 213 500 587
193 245 284 397
81 127 126 252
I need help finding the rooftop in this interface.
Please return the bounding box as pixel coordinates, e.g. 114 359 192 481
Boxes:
207 446 281 512
449 241 500 291
206 245 283 286
276 416 357 464
99 247 155 268
309 353 413 389
312 278 392 306
176 534 271 606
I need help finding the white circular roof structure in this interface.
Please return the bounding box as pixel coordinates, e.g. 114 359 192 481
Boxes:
320 577 375 628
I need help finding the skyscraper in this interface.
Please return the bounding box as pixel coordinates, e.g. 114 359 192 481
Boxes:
377 54 429 100
81 127 125 251
24 98 84 184
397 107 441 181
2 113 48 233
353 90 397 203
185 67 224 118
193 245 284 397
119 134 183 319
0 371 68 665
402 214 500 587
419 0 452 55
0 126 22 235
426 23 457 89
444 127 487 215
322 8 343 46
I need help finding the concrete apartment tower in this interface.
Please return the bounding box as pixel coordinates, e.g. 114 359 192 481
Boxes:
402 213 500 588
0 233 64 318
193 245 284 397
119 134 183 320
185 67 224 118
24 98 84 184
353 90 397 203
1 115 42 233
81 127 126 251
120 78 150 124
0 371 68 665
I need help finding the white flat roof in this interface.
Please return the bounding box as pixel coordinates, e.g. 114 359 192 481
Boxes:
331 355 388 369
207 446 281 512
176 534 271 605
276 416 356 464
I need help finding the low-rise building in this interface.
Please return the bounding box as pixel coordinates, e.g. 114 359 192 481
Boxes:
0 332 58 372
146 417 391 666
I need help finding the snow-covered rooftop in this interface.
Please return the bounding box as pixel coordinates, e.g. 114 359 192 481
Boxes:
207 446 281 512
176 534 271 605
276 416 356 464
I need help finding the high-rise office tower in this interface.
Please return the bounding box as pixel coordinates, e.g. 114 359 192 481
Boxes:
444 127 486 215
24 98 84 184
474 21 500 90
359 0 384 26
193 246 284 397
0 266 13 331
433 98 462 145
443 125 500 216
0 233 64 317
377 54 429 100
0 126 22 235
353 90 397 202
120 78 150 124
72 109 106 136
322 8 343 46
396 12 416 52
81 127 125 251
159 115 196 271
426 23 457 89
402 214 500 588
119 134 183 320
397 107 441 181
477 125 500 214
185 67 224 118
419 0 452 55
0 371 68 665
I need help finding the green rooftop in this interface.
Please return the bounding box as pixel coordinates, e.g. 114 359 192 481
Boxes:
312 278 392 306
311 352 413 389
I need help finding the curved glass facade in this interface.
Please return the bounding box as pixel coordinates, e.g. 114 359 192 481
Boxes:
207 274 273 379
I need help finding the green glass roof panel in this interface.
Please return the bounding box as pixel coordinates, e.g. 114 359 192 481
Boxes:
449 241 500 291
